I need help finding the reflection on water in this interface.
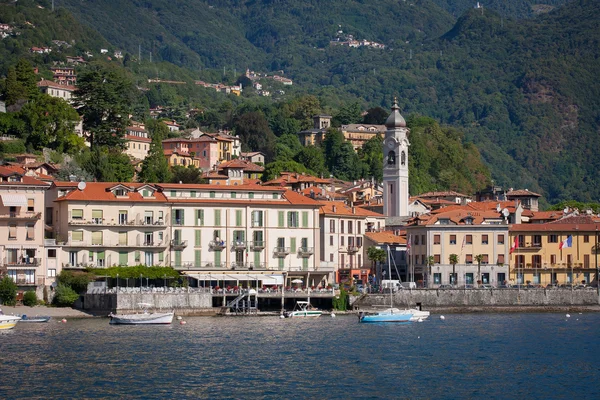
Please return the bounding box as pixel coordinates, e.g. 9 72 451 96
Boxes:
2 313 600 399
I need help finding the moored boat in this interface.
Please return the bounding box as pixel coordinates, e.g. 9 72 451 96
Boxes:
359 308 413 323
0 309 21 330
109 303 174 325
284 301 322 318
18 315 51 323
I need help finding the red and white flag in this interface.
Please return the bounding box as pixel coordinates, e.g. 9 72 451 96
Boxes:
406 234 411 255
510 236 518 254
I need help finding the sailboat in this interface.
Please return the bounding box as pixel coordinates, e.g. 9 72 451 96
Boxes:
359 245 414 323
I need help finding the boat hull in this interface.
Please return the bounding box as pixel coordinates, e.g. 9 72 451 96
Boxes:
286 310 322 318
409 310 430 321
360 313 413 323
19 316 51 323
0 316 21 330
109 312 174 325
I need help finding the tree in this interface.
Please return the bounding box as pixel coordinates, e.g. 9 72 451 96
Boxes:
475 254 484 285
19 94 84 153
0 276 17 306
358 134 383 183
23 291 38 307
57 270 94 293
262 160 310 181
332 102 363 126
170 165 204 184
3 67 23 107
78 147 135 182
363 107 389 124
138 121 172 183
427 255 435 288
294 146 327 177
274 133 302 162
74 63 134 148
53 284 79 307
15 58 39 100
449 253 459 286
234 111 276 161
367 247 386 279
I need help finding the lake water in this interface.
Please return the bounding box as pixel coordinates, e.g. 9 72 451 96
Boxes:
1 313 600 399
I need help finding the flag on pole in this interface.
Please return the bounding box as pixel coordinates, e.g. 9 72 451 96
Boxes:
559 235 573 250
406 234 411 255
461 236 466 252
510 236 518 254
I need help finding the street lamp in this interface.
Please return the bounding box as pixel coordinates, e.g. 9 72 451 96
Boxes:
116 273 119 292
140 274 143 293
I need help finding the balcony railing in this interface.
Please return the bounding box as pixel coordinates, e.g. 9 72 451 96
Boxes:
298 247 314 257
171 239 188 249
2 258 41 267
0 212 41 220
347 245 359 253
209 240 226 250
69 218 165 227
249 241 265 250
232 241 247 250
273 247 290 256
62 241 168 248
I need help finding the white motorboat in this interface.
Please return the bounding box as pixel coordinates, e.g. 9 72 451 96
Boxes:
284 301 322 318
0 309 21 330
408 308 430 321
109 303 174 325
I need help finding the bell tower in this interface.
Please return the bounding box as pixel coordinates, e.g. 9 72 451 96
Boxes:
383 99 410 217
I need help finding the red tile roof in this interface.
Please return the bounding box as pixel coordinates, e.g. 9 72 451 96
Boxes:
218 159 264 172
320 201 384 217
365 231 406 245
506 189 542 197
124 135 151 143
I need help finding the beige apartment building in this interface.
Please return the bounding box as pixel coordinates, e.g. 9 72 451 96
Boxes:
0 166 49 291
406 208 510 287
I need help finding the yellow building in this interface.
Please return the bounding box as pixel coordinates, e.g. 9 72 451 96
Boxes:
510 215 600 286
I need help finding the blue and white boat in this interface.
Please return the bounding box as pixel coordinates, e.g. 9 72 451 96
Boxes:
359 307 413 323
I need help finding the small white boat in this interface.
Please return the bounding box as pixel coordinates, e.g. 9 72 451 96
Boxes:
18 315 51 323
359 308 413 323
0 309 21 330
109 303 174 325
408 309 430 321
284 301 322 318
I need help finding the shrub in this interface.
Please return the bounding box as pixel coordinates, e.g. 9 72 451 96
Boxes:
0 276 18 306
23 291 38 307
53 284 79 307
57 270 93 293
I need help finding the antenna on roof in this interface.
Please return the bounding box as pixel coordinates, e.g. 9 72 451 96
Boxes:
77 181 86 191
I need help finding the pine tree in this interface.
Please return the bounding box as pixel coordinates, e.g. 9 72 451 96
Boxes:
138 121 172 183
4 67 24 106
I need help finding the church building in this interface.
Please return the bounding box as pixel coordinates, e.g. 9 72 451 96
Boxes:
382 100 410 218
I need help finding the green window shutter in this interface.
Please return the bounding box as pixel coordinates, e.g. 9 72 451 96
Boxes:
97 251 105 260
215 251 221 267
158 251 164 262
175 250 182 266
236 210 242 226
302 211 309 228
210 191 215 198
72 231 83 241
215 210 221 226
195 250 202 266
89 250 94 260
200 209 204 225
135 250 140 262
273 193 278 199
72 209 83 218
171 190 176 197
119 232 127 245
191 191 196 198
172 211 176 225
195 230 202 247
231 192 236 199
180 209 185 225
92 210 103 219
278 257 285 270
119 252 128 265
290 238 296 253
278 211 284 227
254 251 261 269
302 258 308 270
249 192 254 199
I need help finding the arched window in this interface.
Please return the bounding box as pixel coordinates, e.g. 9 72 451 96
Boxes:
401 151 406 166
387 151 396 165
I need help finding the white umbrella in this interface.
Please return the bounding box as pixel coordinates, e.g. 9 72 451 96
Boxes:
291 279 303 284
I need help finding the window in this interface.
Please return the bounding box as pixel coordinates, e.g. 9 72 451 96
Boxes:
465 235 472 245
27 198 34 212
173 209 184 225
233 230 245 242
415 235 420 245
290 238 296 253
277 237 285 249
434 254 440 263
287 211 299 228
584 235 590 243
72 209 83 220
190 191 196 198
450 235 457 245
235 210 243 226
195 230 202 247
170 190 176 197
482 254 489 264
47 249 56 258
348 221 353 234
584 254 590 268
272 193 279 199
330 254 334 262
144 210 153 224
214 210 221 226
47 269 56 277
341 236 345 246
550 254 557 265
482 235 489 245
330 236 334 246
358 221 362 233
340 220 345 234
72 230 83 241
497 235 504 244
434 234 440 245
26 224 34 240
119 232 127 245
249 192 254 199
433 273 441 284
231 192 236 199
465 254 473 264
252 211 263 227
278 211 284 227
549 234 558 243
421 235 426 245
532 235 542 247
210 191 215 198
92 231 103 245
302 211 309 228
532 255 542 268
497 254 505 264
196 209 204 226
329 220 335 233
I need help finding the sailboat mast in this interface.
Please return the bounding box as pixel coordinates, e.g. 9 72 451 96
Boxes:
388 244 393 308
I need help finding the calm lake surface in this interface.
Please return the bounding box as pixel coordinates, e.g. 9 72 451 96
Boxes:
1 313 600 399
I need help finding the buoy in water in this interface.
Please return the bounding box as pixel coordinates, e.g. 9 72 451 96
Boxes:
440 315 445 320
61 319 67 323
280 315 285 319
180 320 186 325
331 313 336 318
566 314 571 318
176 316 183 320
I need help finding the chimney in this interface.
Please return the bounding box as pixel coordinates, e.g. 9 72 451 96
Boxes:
352 207 356 214
333 205 337 213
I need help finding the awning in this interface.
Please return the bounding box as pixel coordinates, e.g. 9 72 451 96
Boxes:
21 245 39 250
187 274 284 285
3 245 21 249
1 194 27 207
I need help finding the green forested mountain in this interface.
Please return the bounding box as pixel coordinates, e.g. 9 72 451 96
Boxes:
2 0 599 204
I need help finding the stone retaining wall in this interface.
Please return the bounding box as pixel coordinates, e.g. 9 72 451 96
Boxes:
352 289 600 310
83 293 213 314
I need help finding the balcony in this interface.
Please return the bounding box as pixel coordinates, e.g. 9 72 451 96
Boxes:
68 218 165 228
0 212 41 220
232 241 247 250
209 240 226 250
298 247 314 257
62 241 169 249
170 239 188 250
2 258 41 267
273 247 290 256
347 245 359 253
249 241 265 250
